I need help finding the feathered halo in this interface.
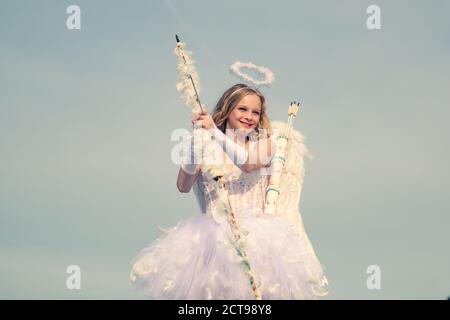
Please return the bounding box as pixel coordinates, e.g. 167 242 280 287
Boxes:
229 61 275 88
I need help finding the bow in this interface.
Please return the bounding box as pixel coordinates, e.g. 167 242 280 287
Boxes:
173 35 262 299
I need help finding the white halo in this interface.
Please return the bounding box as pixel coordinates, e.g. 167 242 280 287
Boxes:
229 61 275 87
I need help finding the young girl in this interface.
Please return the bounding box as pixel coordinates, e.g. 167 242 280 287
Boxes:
129 83 328 299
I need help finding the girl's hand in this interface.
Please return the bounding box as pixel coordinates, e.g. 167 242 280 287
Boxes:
191 111 216 131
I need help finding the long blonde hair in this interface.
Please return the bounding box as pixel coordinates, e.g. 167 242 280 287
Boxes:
211 84 271 140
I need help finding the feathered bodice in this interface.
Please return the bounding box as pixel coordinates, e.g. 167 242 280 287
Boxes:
194 163 269 219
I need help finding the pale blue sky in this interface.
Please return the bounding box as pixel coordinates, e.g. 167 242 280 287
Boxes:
1 0 449 299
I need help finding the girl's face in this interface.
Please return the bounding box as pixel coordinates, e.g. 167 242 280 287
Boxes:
226 94 262 133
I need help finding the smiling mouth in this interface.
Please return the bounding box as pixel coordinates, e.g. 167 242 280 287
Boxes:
240 121 253 127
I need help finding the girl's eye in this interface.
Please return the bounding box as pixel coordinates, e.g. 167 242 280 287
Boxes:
239 107 259 115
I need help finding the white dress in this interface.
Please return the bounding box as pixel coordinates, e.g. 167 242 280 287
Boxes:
129 121 328 299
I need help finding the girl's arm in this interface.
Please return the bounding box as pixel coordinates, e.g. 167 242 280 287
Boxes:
177 166 201 193
177 133 201 193
192 111 276 173
217 133 275 173
239 137 275 173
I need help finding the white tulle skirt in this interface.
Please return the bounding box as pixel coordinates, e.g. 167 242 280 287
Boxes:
130 212 328 300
